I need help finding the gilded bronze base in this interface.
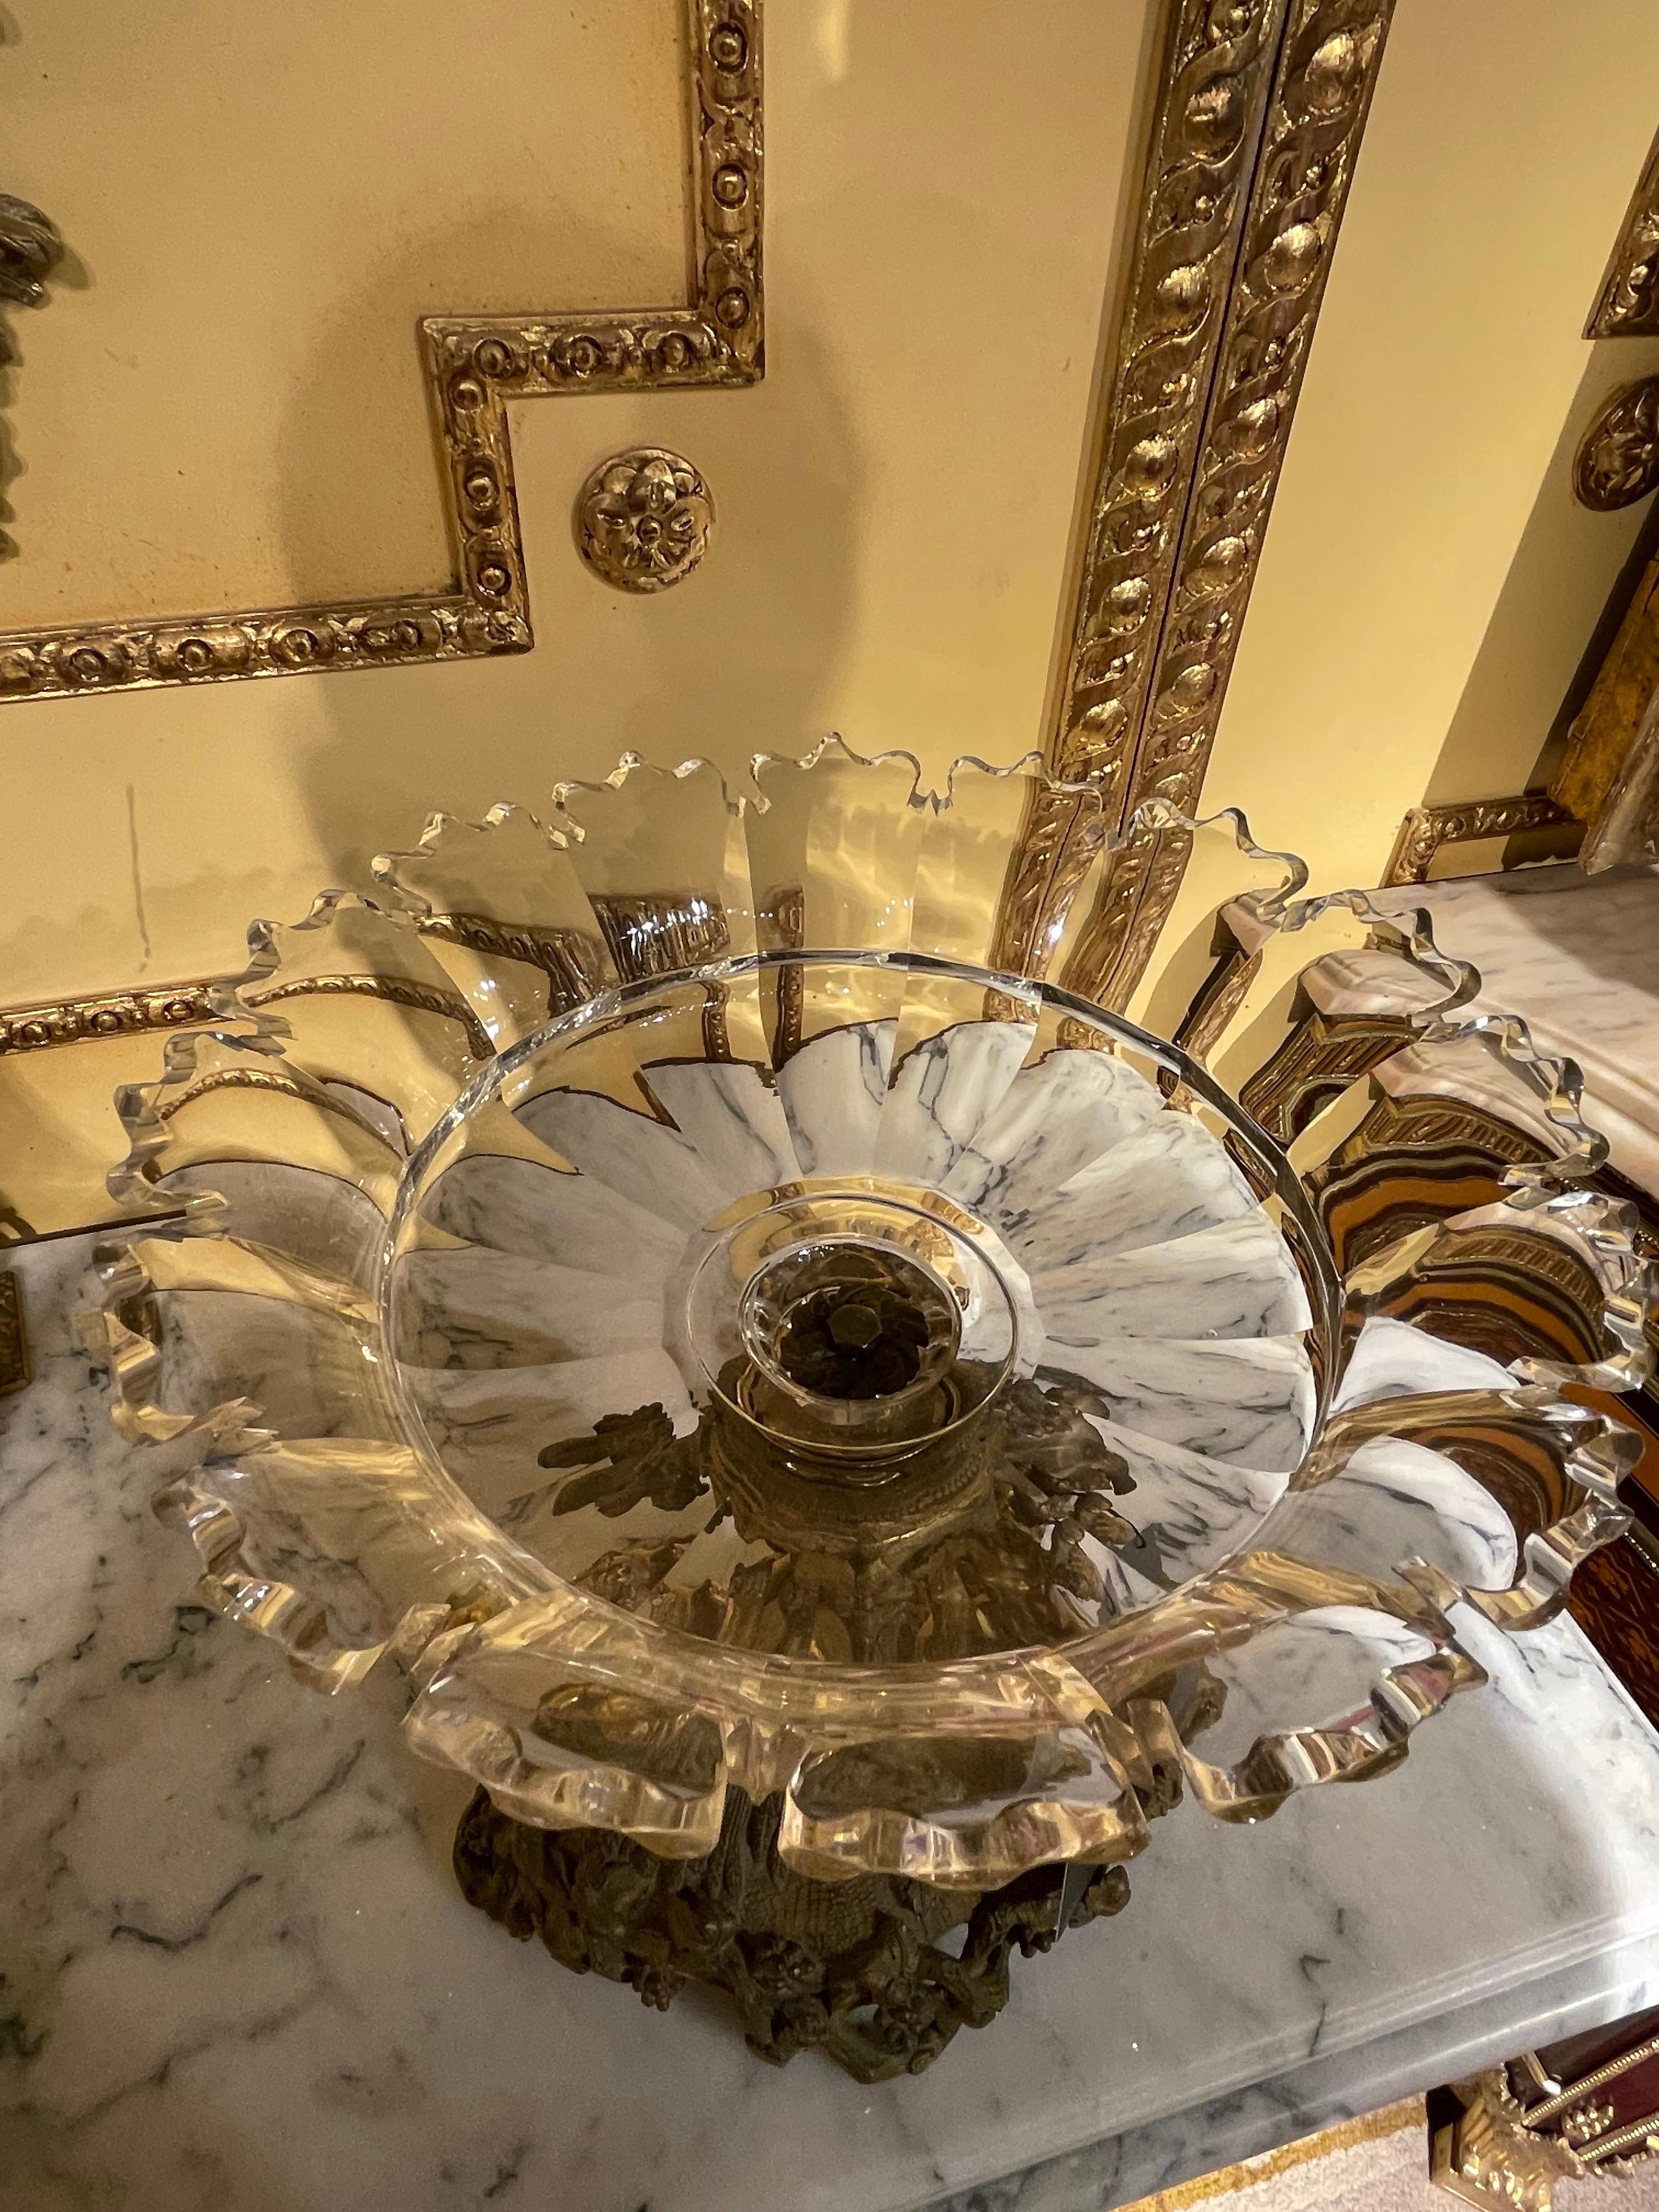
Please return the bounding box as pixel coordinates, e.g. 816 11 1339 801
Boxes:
1431 2073 1585 2209
454 1785 1147 2082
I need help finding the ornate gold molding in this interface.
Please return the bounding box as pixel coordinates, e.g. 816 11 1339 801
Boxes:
0 0 762 704
1047 0 1285 798
0 1270 27 1394
1573 374 1659 510
244 971 493 1061
0 980 218 1054
1587 123 1659 338
1381 791 1578 887
0 965 492 1058
1238 1008 1412 1143
1055 0 1396 1009
1433 2043 1659 2208
0 192 63 561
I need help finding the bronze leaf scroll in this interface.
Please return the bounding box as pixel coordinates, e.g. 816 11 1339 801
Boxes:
1029 0 1395 1010
0 1 762 705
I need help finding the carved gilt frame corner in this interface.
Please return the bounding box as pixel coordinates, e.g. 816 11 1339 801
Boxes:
1381 792 1579 888
1587 120 1659 339
1025 0 1395 1009
0 0 763 705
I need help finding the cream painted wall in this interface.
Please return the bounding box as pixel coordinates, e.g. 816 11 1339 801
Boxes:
3 0 687 619
1201 0 1659 895
0 0 1153 1004
7 0 1659 1020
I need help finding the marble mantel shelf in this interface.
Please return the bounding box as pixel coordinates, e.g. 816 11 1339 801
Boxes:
3 1227 1658 2212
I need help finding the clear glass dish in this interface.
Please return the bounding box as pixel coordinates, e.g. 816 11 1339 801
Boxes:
88 746 1651 1895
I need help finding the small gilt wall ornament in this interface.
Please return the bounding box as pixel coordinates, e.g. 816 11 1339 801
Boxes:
573 447 714 593
0 192 64 560
1573 375 1659 510
0 194 61 314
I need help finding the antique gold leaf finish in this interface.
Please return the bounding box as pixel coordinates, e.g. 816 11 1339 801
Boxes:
1047 0 1285 800
0 1 761 703
1573 374 1659 510
1587 123 1659 338
1433 2038 1659 2209
1381 793 1578 888
574 447 715 593
1059 0 1396 1010
0 1271 27 1394
0 982 218 1055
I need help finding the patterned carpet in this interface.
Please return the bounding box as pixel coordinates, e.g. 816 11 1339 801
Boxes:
1122 2099 1659 2210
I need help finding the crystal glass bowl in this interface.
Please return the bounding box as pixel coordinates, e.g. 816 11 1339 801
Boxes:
90 746 1650 1897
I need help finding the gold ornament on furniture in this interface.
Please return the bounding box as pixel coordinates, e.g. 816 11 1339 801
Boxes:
1410 121 1659 883
575 448 714 594
0 1 762 703
1434 2041 1659 2209
1587 123 1659 338
1574 374 1659 510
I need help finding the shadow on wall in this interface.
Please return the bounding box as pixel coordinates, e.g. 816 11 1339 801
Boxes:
1424 347 1659 812
280 205 862 882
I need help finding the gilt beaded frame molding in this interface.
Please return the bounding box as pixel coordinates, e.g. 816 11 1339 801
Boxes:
1034 0 1395 1009
0 0 763 705
0 0 1406 1054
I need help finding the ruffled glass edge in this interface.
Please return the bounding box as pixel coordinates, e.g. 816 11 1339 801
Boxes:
77 744 1652 1886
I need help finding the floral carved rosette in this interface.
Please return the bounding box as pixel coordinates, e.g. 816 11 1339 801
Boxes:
574 448 713 594
88 745 1651 1899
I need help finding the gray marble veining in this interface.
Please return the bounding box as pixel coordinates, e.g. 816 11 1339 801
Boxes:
6 1230 1658 2212
1062 1332 1317 1474
776 1018 897 1177
1036 1210 1311 1345
641 1059 803 1197
944 1051 1165 1220
420 1150 685 1284
1006 1114 1258 1277
1091 1422 1290 1578
1255 1433 1520 1595
1369 863 1659 1197
393 1248 663 1369
874 1019 1036 1189
515 1088 733 1230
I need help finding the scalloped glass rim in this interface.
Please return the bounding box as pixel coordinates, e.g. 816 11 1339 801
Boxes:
82 747 1652 1884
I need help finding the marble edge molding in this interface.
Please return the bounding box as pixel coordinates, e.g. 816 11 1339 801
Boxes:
0 0 763 705
1023 0 1397 1008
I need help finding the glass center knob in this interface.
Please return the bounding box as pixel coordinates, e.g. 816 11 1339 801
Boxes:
748 1241 962 1405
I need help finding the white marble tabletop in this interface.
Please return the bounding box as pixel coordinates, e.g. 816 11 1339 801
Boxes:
1369 862 1659 1198
2 1229 1658 2212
